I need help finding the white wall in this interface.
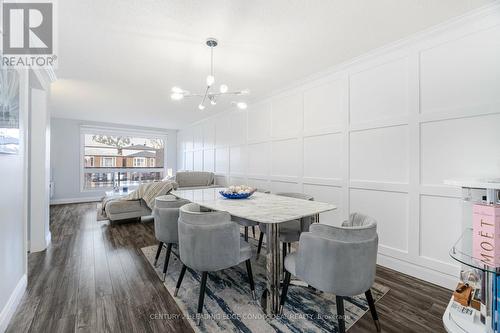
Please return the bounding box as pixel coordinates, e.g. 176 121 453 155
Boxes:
29 89 51 252
50 118 178 203
0 71 29 332
177 6 500 289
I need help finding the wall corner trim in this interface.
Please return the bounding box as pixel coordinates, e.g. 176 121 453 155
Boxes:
45 232 52 249
31 67 57 90
0 274 27 333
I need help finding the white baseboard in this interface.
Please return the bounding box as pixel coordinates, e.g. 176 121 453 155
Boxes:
377 253 456 290
50 196 101 205
0 274 27 333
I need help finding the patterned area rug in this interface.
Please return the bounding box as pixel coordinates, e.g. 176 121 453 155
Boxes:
141 237 390 332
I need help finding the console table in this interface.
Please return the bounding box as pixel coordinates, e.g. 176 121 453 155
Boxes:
443 178 500 333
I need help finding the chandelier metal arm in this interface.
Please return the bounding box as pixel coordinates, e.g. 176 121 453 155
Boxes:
183 91 248 98
208 91 247 96
200 86 210 106
181 94 205 98
223 91 249 95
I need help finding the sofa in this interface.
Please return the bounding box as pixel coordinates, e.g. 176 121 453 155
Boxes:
105 171 217 222
174 171 220 189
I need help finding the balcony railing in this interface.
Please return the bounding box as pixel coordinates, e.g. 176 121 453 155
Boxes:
83 167 164 190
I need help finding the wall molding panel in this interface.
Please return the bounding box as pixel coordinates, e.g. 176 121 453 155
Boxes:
177 5 500 289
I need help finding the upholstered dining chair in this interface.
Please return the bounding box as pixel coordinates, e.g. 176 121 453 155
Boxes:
257 192 314 269
232 188 271 241
280 213 380 333
174 203 256 325
152 195 191 281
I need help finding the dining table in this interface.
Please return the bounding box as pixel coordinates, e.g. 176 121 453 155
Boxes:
170 187 337 315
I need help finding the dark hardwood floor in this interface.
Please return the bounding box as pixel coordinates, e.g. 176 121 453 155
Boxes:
6 203 450 333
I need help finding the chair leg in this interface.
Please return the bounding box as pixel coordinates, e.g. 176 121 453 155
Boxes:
244 227 249 241
153 241 164 267
197 272 208 326
162 243 172 281
245 259 256 300
257 232 264 258
288 243 291 252
336 296 345 333
279 271 292 314
365 289 381 332
252 226 256 238
174 264 187 297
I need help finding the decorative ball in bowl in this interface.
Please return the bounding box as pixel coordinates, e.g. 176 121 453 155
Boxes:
220 185 256 199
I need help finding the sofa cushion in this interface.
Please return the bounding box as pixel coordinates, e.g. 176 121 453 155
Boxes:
175 171 214 188
106 199 148 214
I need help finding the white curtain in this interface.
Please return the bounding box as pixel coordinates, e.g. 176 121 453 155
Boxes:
0 69 19 126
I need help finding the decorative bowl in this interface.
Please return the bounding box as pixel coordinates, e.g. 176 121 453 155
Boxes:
219 189 256 199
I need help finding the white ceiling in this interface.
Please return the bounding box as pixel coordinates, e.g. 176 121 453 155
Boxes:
50 0 494 129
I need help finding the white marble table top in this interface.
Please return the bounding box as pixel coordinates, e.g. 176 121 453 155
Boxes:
170 187 337 224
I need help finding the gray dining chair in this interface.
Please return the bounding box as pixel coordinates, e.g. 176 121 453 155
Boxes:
232 188 271 240
280 213 380 333
152 195 191 281
257 192 314 271
174 203 256 325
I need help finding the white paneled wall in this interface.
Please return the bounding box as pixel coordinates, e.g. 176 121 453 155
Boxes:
350 57 409 125
350 125 409 183
177 6 500 289
303 134 342 180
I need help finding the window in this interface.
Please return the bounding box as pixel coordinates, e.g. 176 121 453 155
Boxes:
101 157 116 167
84 156 94 167
133 157 146 167
81 127 166 190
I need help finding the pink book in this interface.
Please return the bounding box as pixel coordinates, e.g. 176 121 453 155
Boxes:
473 203 500 267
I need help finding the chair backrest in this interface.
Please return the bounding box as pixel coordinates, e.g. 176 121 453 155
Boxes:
342 212 377 228
175 171 214 188
178 203 241 272
295 215 378 296
275 192 314 232
153 196 190 244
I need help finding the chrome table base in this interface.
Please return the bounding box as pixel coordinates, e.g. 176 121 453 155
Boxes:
262 223 281 314
261 214 320 314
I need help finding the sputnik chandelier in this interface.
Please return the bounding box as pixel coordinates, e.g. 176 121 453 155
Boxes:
170 38 249 111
